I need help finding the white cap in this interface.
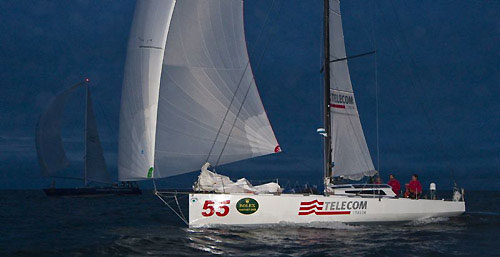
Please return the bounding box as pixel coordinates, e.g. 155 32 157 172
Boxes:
430 183 436 190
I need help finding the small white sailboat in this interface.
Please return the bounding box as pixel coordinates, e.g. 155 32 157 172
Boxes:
118 0 465 226
36 80 141 196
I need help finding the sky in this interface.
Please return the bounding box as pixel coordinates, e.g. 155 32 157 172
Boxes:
0 0 498 190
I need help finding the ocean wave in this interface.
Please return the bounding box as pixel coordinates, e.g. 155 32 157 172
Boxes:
407 217 450 225
287 221 363 230
188 221 362 230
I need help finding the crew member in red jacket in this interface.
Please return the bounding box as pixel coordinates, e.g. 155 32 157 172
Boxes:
404 174 423 199
387 174 401 197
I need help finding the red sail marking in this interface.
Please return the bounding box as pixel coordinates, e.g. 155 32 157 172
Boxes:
330 104 345 109
274 145 281 153
299 205 323 211
300 200 323 205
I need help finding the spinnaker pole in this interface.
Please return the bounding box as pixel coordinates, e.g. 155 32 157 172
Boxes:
323 0 333 185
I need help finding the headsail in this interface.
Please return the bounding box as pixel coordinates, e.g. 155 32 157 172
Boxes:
118 0 176 181
36 83 81 178
329 0 376 180
85 87 112 183
118 0 280 181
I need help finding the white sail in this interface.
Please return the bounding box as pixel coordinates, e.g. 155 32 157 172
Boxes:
85 88 112 183
118 0 280 181
329 0 376 180
118 0 176 181
36 83 80 178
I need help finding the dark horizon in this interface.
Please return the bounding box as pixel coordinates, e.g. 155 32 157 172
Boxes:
0 0 498 190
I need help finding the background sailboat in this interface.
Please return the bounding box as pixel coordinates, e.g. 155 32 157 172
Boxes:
36 79 141 196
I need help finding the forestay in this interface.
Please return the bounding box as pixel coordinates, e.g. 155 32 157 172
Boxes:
118 0 280 181
329 0 376 180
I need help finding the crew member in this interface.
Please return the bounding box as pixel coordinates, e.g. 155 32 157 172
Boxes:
405 174 422 199
374 176 382 185
387 174 401 196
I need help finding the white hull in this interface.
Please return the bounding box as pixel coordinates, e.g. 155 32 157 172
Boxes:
189 193 465 227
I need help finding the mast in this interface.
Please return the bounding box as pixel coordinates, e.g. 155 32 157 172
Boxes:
84 79 89 187
323 0 333 183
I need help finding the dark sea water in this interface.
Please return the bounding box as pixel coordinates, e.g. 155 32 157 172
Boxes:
0 190 498 257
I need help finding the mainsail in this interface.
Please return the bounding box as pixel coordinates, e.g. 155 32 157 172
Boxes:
329 0 376 180
36 81 111 183
118 0 280 181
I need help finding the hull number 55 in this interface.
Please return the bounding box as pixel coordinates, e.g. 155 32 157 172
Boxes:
201 200 230 217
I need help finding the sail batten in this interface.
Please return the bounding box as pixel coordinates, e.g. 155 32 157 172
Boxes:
329 0 376 180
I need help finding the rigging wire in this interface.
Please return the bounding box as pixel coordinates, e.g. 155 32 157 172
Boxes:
354 1 380 180
329 51 376 63
205 0 279 164
214 1 285 168
370 0 381 174
385 0 457 185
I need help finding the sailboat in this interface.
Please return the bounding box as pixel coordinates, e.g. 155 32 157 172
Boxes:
36 79 141 196
118 0 465 226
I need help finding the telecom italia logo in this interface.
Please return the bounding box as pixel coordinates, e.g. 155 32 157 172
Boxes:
236 198 259 215
298 200 367 215
330 91 355 110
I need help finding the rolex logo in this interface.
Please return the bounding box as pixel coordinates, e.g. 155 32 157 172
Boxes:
236 198 259 215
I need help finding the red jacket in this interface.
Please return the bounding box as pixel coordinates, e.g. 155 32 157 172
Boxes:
387 179 401 195
408 180 422 194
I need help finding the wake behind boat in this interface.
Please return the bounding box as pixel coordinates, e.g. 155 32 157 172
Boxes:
36 79 141 197
117 0 464 226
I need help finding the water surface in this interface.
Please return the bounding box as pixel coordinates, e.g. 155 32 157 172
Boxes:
0 190 498 256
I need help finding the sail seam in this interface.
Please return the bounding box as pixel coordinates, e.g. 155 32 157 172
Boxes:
139 46 163 50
